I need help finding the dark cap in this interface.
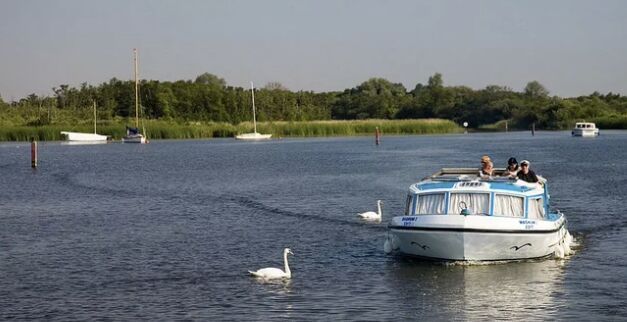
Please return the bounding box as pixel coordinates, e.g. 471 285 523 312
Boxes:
507 157 518 165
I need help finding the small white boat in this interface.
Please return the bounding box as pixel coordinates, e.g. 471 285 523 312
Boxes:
123 48 148 144
235 82 272 140
60 101 108 142
571 122 599 137
384 168 573 261
123 127 146 144
235 132 272 140
60 131 108 142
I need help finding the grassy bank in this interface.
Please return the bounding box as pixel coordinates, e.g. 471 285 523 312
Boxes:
0 119 461 141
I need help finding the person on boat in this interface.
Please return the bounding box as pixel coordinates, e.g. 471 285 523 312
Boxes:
479 155 494 177
517 160 539 183
502 157 520 177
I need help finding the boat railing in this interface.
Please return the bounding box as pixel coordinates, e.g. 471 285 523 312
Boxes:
425 168 516 182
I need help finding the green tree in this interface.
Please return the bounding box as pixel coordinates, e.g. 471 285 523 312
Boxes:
194 73 226 88
524 81 549 99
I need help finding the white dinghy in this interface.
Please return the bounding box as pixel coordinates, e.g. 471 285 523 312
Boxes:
384 168 573 261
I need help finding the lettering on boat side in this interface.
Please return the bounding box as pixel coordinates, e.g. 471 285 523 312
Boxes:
402 217 417 226
519 219 536 230
510 243 532 251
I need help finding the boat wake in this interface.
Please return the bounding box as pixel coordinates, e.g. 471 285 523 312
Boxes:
226 195 386 231
552 230 577 259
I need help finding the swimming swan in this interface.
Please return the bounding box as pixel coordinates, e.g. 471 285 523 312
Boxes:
249 248 294 280
358 200 382 220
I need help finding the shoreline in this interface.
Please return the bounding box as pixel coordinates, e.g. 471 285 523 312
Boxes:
0 119 463 142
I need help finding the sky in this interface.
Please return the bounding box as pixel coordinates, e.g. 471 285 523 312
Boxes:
1 0 626 101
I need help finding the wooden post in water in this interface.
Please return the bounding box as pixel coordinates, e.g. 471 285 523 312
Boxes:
532 122 536 136
375 127 381 145
31 138 37 168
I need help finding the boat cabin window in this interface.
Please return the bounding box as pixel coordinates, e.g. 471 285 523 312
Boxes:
404 194 412 216
448 193 489 215
415 193 446 215
493 194 524 217
527 197 546 219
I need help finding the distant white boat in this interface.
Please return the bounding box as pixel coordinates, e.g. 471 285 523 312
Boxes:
123 48 147 144
60 101 108 142
235 82 272 140
571 122 599 137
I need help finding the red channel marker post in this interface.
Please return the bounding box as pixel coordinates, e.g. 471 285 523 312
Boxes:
31 138 37 168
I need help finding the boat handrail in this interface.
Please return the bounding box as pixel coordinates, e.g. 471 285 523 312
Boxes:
425 168 516 182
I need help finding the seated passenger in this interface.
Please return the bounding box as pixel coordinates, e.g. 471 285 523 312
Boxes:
502 157 520 177
479 155 494 177
517 160 539 183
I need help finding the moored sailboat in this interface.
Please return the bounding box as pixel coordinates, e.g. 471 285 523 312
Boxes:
235 82 271 140
60 101 108 142
123 48 147 144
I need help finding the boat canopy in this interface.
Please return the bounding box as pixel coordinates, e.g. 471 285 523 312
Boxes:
126 126 140 135
575 122 596 129
405 168 550 220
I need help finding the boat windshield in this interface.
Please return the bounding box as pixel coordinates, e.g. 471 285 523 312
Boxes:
494 194 524 217
412 192 544 218
448 193 489 215
415 193 446 215
528 197 546 219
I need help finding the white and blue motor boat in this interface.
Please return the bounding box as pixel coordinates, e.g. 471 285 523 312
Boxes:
384 168 574 261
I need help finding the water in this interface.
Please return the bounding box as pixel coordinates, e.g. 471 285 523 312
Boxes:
1 132 626 320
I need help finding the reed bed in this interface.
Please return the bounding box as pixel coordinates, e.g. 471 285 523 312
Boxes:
263 119 462 137
0 119 461 141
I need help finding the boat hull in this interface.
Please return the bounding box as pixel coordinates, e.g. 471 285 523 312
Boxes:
60 131 108 142
387 215 567 261
123 134 146 144
235 132 272 140
572 128 599 137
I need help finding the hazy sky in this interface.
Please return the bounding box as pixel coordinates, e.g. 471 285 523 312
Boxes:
1 0 626 101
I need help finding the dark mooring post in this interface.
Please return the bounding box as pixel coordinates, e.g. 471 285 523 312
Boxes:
375 127 381 145
31 138 38 168
531 123 536 136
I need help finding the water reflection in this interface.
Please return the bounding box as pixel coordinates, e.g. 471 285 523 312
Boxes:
387 258 566 320
253 277 293 295
60 141 109 146
250 278 294 320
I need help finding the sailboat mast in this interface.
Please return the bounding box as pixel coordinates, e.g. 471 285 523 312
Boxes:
251 82 257 133
93 100 97 134
134 48 139 128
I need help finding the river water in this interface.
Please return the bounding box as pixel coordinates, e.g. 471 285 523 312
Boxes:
1 131 626 320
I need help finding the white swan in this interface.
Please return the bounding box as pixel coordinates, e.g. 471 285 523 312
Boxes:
249 248 294 280
358 200 382 220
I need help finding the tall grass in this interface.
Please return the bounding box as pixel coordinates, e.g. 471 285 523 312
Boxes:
0 119 461 141
261 119 462 137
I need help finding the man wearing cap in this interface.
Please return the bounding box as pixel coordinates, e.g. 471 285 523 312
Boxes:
517 160 539 183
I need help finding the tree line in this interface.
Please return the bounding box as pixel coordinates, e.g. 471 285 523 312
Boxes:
2 72 626 129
